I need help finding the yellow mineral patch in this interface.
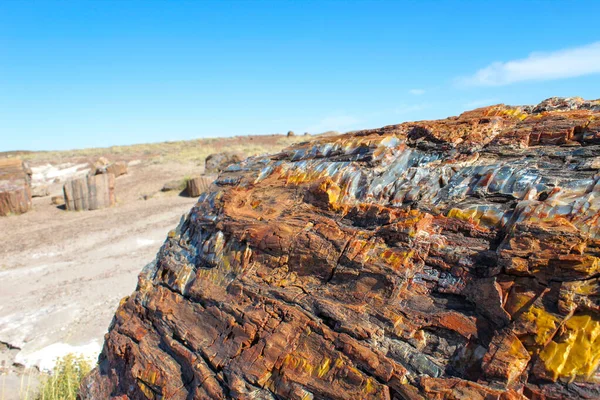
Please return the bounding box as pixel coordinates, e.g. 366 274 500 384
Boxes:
380 249 414 270
282 353 316 376
137 381 155 399
575 280 599 296
300 392 313 400
363 377 376 394
539 313 600 381
447 206 503 228
500 107 528 121
334 357 344 369
521 305 561 346
317 357 331 378
447 207 480 223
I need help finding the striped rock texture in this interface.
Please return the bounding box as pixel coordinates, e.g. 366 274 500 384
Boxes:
82 97 600 399
63 173 116 211
0 158 32 216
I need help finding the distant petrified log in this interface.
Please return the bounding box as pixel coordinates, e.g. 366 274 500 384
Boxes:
0 158 32 216
205 152 243 174
82 98 600 399
185 176 214 197
63 173 115 211
95 160 128 177
106 161 128 177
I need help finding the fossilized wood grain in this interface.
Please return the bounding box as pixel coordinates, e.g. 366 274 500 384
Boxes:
0 158 32 216
186 176 215 198
64 173 116 211
82 97 600 399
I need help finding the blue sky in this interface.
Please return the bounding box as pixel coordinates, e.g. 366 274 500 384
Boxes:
2 1 600 151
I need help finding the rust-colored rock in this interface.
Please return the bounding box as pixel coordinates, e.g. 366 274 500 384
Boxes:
82 98 600 399
0 158 32 216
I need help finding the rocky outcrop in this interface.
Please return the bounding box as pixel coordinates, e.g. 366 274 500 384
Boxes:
0 158 32 216
82 97 600 399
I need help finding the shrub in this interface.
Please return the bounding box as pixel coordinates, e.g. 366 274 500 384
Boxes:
36 354 92 400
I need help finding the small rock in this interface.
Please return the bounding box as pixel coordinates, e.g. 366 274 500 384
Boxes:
161 180 184 192
140 193 153 201
51 195 65 206
287 130 295 137
31 185 50 198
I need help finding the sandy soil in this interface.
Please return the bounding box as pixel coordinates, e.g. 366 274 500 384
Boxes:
0 160 203 399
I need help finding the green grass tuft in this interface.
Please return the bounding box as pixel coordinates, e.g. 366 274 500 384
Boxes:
36 354 92 400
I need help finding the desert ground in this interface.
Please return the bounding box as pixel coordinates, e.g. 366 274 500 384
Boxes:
0 134 311 399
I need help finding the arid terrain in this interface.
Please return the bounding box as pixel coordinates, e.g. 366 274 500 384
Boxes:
0 134 311 399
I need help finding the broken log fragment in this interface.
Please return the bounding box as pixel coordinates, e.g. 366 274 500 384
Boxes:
105 161 127 177
63 173 115 211
185 176 214 197
95 160 128 177
0 158 32 216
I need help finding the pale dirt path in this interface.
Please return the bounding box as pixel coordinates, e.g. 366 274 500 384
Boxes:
0 161 201 399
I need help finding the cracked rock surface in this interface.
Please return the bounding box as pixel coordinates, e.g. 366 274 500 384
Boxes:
81 97 600 399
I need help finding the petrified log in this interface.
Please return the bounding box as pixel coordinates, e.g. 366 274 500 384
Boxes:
95 160 128 177
63 173 115 211
0 158 32 216
107 162 128 177
82 97 600 399
185 176 215 197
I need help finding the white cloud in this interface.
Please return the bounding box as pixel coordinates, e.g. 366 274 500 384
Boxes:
458 41 600 86
409 89 426 95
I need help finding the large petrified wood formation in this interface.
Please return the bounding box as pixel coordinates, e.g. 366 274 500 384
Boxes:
82 97 600 399
0 158 32 216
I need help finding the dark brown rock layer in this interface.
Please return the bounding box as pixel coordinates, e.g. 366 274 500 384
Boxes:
82 97 600 399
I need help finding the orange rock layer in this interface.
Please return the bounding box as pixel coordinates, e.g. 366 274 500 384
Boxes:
82 97 600 399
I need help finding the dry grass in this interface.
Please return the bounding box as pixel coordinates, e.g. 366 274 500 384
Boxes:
36 354 92 400
20 134 312 165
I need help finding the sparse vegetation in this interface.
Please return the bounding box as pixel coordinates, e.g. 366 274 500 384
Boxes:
36 354 92 400
20 135 311 165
